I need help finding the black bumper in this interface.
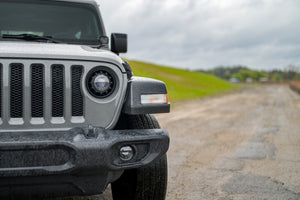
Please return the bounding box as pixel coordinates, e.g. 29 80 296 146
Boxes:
0 127 169 198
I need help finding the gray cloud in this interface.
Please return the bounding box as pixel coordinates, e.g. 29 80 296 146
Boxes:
98 0 300 70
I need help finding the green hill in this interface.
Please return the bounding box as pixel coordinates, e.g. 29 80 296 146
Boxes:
127 60 239 102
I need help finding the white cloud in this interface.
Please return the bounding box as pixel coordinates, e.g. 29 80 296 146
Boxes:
97 0 300 70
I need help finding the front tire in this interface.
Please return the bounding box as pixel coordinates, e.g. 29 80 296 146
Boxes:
111 114 168 200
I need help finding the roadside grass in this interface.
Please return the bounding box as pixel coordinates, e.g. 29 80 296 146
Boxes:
126 60 239 102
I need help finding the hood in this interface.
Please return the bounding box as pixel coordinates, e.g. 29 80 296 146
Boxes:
0 41 124 70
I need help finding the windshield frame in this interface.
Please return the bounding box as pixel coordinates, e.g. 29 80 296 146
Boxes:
0 0 107 46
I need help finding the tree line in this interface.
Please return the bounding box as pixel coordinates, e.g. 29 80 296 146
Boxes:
199 65 300 82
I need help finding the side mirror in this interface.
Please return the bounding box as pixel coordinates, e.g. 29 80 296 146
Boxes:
111 33 127 55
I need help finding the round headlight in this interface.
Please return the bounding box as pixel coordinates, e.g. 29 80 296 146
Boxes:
93 74 110 93
86 67 116 98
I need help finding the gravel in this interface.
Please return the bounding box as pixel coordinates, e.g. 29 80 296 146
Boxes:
72 85 300 200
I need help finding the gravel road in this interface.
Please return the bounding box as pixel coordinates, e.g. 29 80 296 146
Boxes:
74 85 300 200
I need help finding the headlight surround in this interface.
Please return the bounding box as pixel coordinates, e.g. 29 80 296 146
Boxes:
86 67 117 98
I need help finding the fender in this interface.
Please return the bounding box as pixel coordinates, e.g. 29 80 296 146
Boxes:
122 76 170 114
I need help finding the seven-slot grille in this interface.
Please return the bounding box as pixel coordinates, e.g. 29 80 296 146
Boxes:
0 62 84 125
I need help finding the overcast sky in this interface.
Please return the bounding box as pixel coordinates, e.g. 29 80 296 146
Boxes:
97 0 300 70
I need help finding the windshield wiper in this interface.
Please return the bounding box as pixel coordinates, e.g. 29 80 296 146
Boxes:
1 33 63 43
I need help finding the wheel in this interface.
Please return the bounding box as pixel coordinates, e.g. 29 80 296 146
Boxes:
111 114 168 200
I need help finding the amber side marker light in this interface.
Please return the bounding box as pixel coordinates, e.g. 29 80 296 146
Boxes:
141 94 168 104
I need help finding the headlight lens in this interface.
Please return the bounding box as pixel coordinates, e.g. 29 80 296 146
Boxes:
93 74 110 93
86 67 116 98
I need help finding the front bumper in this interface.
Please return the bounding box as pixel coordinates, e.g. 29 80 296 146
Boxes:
0 127 169 198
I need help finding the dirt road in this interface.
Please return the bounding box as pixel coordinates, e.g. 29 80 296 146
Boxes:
82 85 300 200
158 85 300 200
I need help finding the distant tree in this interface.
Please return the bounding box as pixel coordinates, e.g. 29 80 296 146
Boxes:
271 73 283 82
284 64 300 80
286 64 300 73
198 64 300 82
233 69 268 82
204 65 249 80
233 70 250 82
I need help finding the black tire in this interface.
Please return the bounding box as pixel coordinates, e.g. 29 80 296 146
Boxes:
111 114 168 200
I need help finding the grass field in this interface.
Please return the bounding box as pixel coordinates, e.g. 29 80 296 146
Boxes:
126 60 239 102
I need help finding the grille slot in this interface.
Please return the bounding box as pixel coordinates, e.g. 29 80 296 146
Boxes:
51 65 65 117
10 63 24 118
0 60 88 128
71 65 84 116
0 64 2 118
31 64 44 118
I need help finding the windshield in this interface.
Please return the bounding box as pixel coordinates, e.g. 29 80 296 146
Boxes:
0 1 103 45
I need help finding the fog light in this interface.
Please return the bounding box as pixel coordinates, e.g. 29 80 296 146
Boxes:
120 146 134 161
141 94 168 104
